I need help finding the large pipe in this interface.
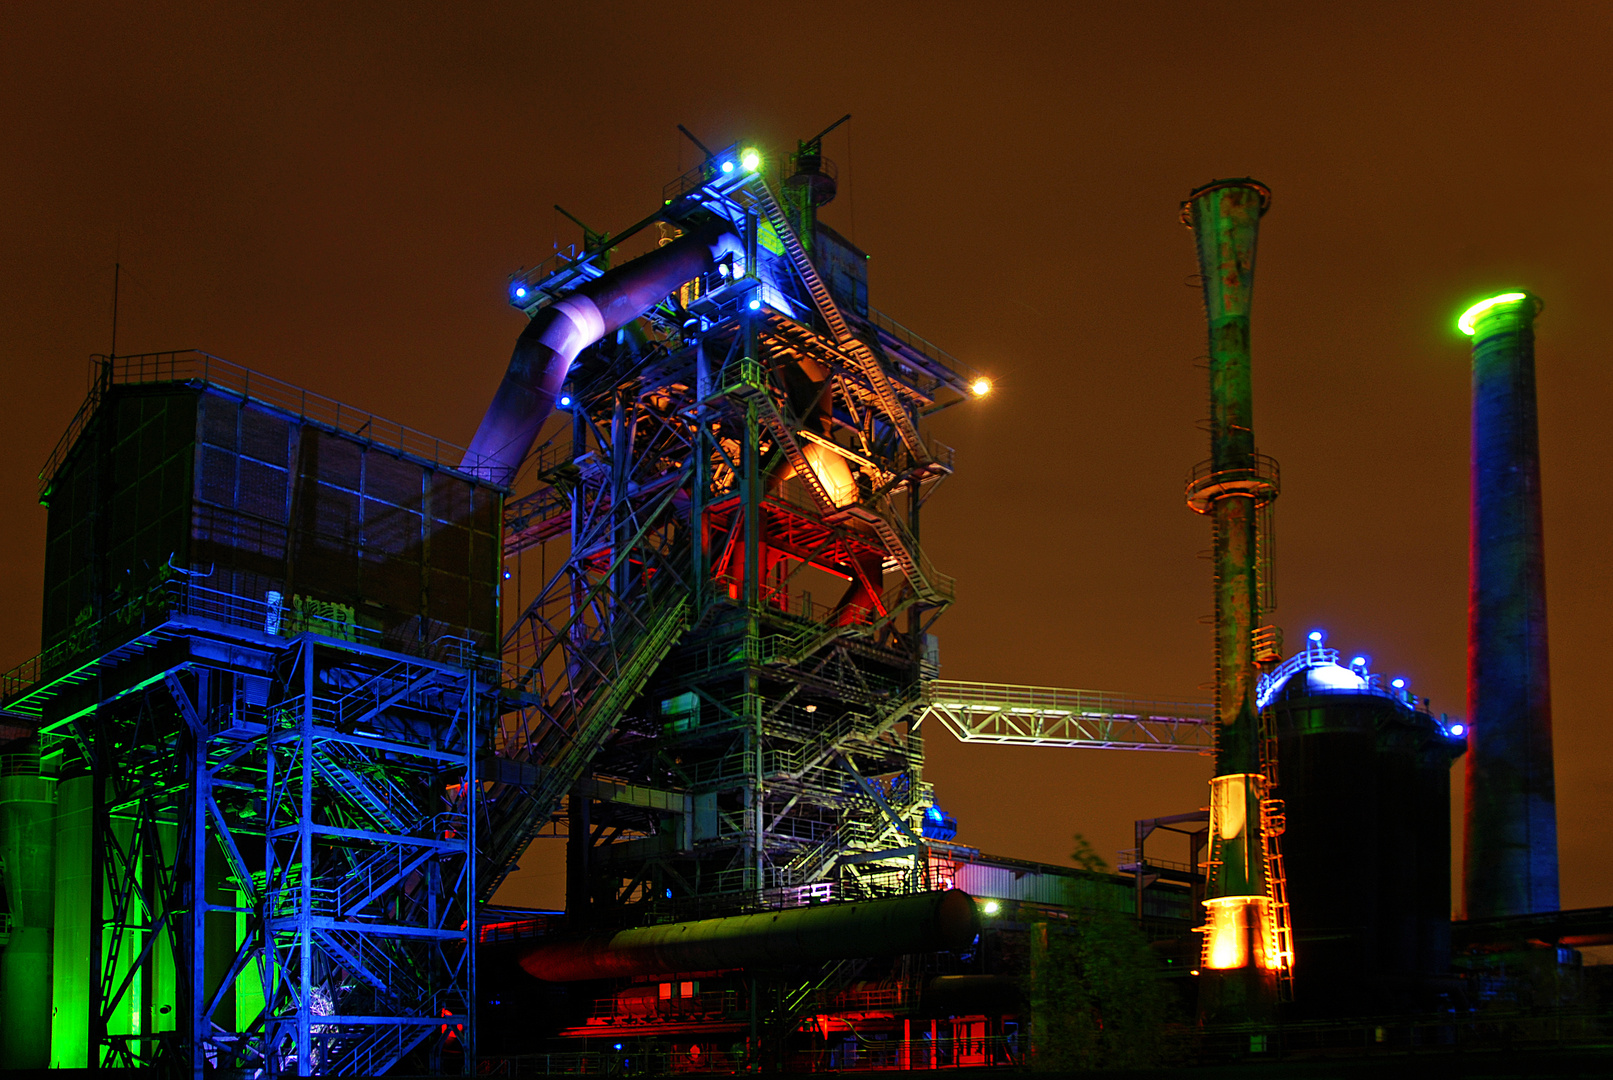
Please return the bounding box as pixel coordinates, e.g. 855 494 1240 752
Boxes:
520 889 979 982
1459 291 1559 918
1182 179 1280 1020
464 219 744 486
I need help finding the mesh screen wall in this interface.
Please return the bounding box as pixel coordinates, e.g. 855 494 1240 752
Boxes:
42 382 500 656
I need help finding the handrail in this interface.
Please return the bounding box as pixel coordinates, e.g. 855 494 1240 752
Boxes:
863 306 982 387
1 577 493 714
39 351 494 501
921 680 1214 752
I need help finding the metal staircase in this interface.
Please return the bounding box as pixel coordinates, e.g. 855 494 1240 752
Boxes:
838 504 954 605
751 182 931 467
480 586 691 900
726 375 840 513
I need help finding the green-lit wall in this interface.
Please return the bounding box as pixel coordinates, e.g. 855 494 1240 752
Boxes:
50 775 91 1069
1 772 57 1068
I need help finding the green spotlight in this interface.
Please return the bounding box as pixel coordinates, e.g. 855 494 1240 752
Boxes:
741 148 762 172
1458 292 1528 336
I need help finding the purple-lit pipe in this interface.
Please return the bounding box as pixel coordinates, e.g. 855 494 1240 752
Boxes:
463 220 743 485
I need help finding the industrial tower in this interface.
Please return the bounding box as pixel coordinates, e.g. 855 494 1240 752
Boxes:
1 354 497 1074
476 127 983 941
1181 180 1292 1021
1459 291 1560 919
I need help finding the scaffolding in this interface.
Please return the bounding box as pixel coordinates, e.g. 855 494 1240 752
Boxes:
3 357 497 1076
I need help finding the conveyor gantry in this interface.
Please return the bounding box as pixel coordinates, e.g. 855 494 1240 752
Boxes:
918 680 1214 752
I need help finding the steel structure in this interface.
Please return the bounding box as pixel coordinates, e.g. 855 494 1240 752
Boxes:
1 355 497 1076
476 133 981 951
1180 179 1291 1019
918 681 1213 752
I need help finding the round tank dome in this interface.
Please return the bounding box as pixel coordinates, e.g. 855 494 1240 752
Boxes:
1305 662 1368 693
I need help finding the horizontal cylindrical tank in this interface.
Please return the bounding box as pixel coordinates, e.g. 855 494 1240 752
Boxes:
520 889 979 982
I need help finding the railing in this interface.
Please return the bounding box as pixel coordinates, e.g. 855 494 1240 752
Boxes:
587 989 741 1024
0 577 492 714
921 680 1214 752
1184 452 1280 514
925 681 1213 721
864 306 980 388
0 751 41 777
40 351 491 500
1117 851 1199 878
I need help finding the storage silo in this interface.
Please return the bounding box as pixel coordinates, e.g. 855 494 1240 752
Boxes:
1263 632 1466 1016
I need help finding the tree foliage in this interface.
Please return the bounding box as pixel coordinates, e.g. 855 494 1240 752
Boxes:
1028 835 1184 1070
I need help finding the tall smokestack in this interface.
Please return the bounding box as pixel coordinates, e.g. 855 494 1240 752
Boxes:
1182 179 1285 1020
1459 291 1559 918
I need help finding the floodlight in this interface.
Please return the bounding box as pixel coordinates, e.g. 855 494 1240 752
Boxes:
1457 292 1528 336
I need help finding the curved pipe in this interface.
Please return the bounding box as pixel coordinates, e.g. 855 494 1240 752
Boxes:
463 220 743 485
519 888 979 982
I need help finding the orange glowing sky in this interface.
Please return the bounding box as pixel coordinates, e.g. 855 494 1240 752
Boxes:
4 3 1612 912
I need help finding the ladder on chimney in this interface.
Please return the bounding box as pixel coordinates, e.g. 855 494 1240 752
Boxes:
1260 791 1295 1000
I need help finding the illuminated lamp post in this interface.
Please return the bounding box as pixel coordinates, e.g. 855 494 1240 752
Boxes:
1458 291 1560 918
1182 179 1283 1022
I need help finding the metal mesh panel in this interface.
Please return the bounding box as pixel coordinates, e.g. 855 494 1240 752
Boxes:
40 380 499 661
41 389 196 649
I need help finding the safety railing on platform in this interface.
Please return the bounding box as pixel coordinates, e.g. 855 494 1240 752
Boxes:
586 988 742 1025
0 577 493 716
40 351 491 501
864 305 981 388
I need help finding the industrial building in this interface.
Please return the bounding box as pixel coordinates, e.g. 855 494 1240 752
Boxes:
0 125 1606 1075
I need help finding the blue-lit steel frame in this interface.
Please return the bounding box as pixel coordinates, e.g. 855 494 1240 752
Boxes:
7 577 487 1077
262 635 483 1076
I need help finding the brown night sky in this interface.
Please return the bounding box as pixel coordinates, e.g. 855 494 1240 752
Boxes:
4 3 1612 914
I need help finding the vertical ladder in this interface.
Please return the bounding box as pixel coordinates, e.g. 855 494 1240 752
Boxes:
1260 793 1295 1000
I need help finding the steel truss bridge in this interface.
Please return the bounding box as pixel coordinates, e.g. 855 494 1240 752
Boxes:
918 680 1214 752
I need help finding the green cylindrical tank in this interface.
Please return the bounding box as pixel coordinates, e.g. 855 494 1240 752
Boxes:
520 889 980 982
1 768 58 1069
51 775 92 1069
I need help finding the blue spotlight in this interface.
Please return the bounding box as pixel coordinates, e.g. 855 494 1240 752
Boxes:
1308 630 1323 643
721 160 734 174
1450 723 1466 737
514 285 527 299
748 298 761 310
558 394 572 408
1391 678 1405 690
